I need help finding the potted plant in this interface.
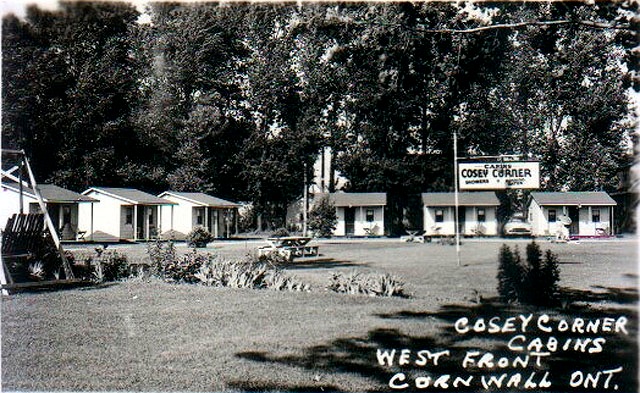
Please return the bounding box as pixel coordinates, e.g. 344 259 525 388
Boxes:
186 226 213 248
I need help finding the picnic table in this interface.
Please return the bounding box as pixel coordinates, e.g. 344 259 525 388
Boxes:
258 236 320 261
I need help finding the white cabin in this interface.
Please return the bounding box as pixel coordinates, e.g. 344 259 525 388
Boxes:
0 182 97 241
320 192 387 237
422 192 500 237
158 191 239 240
528 192 616 237
79 187 174 242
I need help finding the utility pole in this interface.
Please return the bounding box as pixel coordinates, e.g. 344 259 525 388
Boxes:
303 162 308 236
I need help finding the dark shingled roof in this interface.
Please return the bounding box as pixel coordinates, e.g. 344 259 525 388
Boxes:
159 191 240 208
2 182 97 203
421 192 500 206
319 192 387 207
530 192 616 206
84 187 174 205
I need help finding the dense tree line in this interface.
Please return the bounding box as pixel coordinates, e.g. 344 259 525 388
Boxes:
2 1 637 229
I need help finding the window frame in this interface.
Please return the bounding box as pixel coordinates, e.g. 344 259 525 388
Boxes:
365 209 375 222
477 208 486 223
125 207 133 225
435 209 444 223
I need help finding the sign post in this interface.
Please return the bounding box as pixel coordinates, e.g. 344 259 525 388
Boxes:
452 150 541 267
453 132 461 267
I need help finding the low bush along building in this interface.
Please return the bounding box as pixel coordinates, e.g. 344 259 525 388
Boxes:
79 187 175 242
0 182 98 240
422 192 501 237
323 192 388 237
158 191 240 240
527 191 617 237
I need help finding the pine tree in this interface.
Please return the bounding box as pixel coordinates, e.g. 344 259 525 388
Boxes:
497 244 522 303
522 241 543 304
540 249 561 305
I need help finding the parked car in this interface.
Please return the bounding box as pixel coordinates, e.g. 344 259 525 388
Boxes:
503 214 533 237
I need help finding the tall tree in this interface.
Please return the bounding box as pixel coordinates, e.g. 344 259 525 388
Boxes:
461 2 636 192
3 2 142 190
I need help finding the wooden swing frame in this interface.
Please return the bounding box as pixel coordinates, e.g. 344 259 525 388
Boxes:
1 149 78 294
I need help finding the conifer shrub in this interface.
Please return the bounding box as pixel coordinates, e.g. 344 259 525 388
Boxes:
496 244 523 303
497 241 560 306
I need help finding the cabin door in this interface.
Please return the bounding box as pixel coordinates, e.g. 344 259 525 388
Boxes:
568 206 580 235
457 206 466 234
344 207 356 236
136 206 145 240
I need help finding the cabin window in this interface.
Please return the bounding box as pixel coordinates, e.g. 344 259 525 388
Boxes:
548 209 556 223
477 208 486 222
592 209 600 223
125 207 133 225
196 208 204 225
148 208 154 224
435 209 444 223
366 209 375 222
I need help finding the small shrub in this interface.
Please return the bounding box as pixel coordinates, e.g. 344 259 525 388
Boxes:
264 270 309 292
271 227 290 238
496 241 560 306
147 240 177 275
327 271 406 297
186 226 213 248
162 250 208 283
28 261 45 281
256 251 290 267
77 247 130 283
308 196 337 238
367 273 406 297
194 255 309 292
99 251 130 282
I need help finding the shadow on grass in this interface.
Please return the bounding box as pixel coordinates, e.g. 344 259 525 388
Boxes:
285 258 366 270
227 381 342 392
234 286 638 393
5 280 119 295
560 286 638 305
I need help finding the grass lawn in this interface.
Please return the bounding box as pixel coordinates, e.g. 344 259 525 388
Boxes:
2 238 638 392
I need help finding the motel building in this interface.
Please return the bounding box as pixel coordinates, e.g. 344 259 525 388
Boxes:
158 191 240 240
321 192 388 237
527 191 617 237
0 182 97 241
422 192 500 237
79 187 175 242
